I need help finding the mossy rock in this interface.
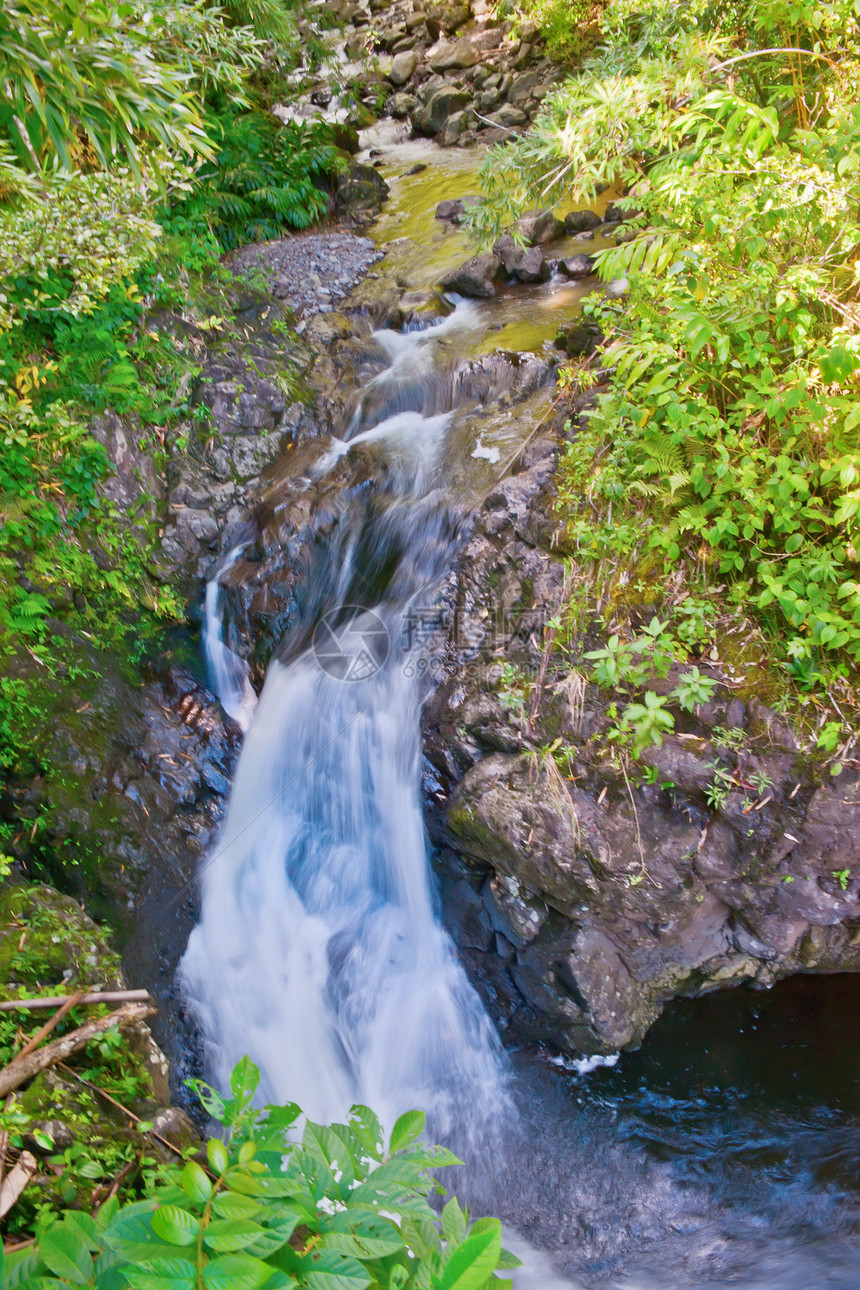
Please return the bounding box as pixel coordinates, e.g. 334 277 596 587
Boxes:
0 884 123 995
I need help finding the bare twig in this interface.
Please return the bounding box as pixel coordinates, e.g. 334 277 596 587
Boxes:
10 992 84 1064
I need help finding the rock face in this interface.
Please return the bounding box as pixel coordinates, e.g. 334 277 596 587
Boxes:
418 407 860 1056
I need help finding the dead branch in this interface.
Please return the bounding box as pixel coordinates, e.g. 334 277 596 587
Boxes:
0 1003 155 1099
0 1151 37 1220
0 989 151 1013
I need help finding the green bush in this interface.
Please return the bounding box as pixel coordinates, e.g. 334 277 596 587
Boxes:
166 108 340 251
472 0 860 682
3 1058 518 1290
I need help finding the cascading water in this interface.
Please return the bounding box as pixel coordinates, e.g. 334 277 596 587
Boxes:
203 545 258 733
181 304 510 1138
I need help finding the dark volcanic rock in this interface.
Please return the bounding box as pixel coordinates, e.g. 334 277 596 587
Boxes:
564 209 602 234
559 253 595 278
419 87 471 136
441 253 506 298
492 235 548 283
516 209 565 245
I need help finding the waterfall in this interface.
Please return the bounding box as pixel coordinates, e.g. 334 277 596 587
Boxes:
182 306 510 1137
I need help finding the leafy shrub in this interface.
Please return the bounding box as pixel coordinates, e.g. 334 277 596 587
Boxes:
4 1057 519 1290
168 108 340 250
472 0 860 680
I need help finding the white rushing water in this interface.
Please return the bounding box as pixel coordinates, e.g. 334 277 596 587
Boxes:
183 309 509 1137
202 546 258 732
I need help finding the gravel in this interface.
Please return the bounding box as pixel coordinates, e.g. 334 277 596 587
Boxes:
228 233 383 320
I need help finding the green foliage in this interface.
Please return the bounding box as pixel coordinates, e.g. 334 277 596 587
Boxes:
6 1058 519 1290
497 0 603 61
0 0 212 173
610 689 674 756
0 0 341 768
167 108 339 250
472 0 860 683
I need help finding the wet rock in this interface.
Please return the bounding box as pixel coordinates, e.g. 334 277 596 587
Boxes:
493 235 548 283
555 321 602 357
419 86 471 135
435 196 481 222
559 253 595 278
399 289 452 327
441 254 506 299
388 50 418 84
440 111 468 146
516 209 565 245
429 38 479 71
564 209 602 234
389 92 420 118
335 163 390 212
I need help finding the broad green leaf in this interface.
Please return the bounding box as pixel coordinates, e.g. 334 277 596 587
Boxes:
180 1162 213 1204
203 1218 267 1253
207 1138 230 1175
39 1227 93 1286
321 1213 404 1259
211 1192 263 1220
151 1206 201 1247
202 1253 273 1290
230 1056 261 1109
133 1256 197 1290
388 1110 424 1155
301 1250 372 1290
438 1227 502 1290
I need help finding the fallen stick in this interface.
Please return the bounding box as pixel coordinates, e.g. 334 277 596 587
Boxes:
0 1003 155 1099
10 991 84 1064
0 989 151 1013
0 1151 37 1220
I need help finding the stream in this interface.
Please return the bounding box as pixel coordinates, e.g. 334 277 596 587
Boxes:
178 128 860 1287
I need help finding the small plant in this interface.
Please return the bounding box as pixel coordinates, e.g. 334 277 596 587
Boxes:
497 661 529 712
833 868 852 891
669 666 717 713
6 1058 519 1290
611 690 674 758
704 779 730 811
750 768 774 795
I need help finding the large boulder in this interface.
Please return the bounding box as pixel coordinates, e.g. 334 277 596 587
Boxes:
428 38 479 71
559 253 595 278
564 209 601 234
335 163 390 212
419 87 470 135
516 208 565 245
441 254 506 299
487 104 528 129
492 235 548 283
388 92 419 118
